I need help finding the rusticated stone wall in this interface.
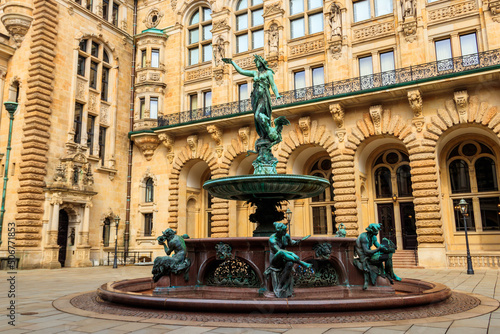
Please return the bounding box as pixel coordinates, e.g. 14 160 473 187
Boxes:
15 0 58 248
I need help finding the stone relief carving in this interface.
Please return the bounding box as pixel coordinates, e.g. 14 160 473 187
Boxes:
328 3 342 37
234 53 264 69
401 0 416 20
144 8 164 29
454 90 469 123
402 20 417 43
369 105 383 135
268 24 279 56
187 135 198 158
407 89 423 118
100 104 109 126
213 36 226 67
186 67 212 81
171 0 177 11
428 1 477 22
354 22 394 41
0 2 34 48
263 1 285 17
158 133 175 163
298 117 311 139
329 39 342 60
290 39 324 58
238 127 250 150
330 103 345 129
207 125 223 157
89 93 98 113
134 135 160 161
212 19 231 32
489 1 500 22
77 80 85 100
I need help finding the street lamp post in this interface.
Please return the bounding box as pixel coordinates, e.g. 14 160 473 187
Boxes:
0 102 18 246
458 199 474 275
113 214 120 269
286 208 292 234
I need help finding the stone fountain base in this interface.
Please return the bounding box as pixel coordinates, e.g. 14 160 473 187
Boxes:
97 237 451 313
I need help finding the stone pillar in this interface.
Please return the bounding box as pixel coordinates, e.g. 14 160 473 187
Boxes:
43 193 63 269
331 152 358 236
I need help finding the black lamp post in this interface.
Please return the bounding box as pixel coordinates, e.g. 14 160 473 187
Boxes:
286 208 292 234
458 199 474 275
113 214 121 269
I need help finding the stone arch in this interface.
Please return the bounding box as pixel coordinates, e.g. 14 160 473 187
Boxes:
168 140 220 234
176 0 212 24
75 32 116 58
276 117 337 174
333 108 416 237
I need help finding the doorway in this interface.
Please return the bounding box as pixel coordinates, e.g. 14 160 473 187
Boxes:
400 202 417 250
57 210 69 267
377 203 397 247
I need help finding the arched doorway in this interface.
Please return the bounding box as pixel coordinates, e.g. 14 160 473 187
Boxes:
57 210 69 267
372 150 416 250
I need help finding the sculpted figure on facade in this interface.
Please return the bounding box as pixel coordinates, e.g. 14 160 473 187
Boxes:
268 24 279 55
401 0 415 19
329 3 342 37
214 36 225 67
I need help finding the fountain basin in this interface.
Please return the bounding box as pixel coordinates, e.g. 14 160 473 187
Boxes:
203 174 330 201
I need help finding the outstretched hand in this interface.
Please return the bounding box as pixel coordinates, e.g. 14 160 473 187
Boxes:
222 58 232 64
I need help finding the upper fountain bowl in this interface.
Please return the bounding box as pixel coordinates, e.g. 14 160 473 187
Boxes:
203 174 330 201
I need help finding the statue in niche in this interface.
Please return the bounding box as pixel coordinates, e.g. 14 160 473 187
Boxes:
268 24 279 55
214 37 225 67
401 0 415 19
329 3 342 37
152 229 191 283
353 223 401 290
68 228 76 246
222 55 286 175
264 222 311 298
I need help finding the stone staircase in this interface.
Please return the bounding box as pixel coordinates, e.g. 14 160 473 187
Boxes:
392 250 423 268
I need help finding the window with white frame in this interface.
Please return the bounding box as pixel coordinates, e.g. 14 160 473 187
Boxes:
76 0 121 27
187 7 212 66
144 213 153 236
309 156 336 235
353 0 393 23
460 32 479 66
380 50 395 85
358 55 373 89
235 0 264 53
203 91 212 116
435 38 453 71
289 0 324 39
149 97 158 119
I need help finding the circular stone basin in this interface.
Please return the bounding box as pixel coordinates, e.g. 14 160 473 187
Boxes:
203 174 330 201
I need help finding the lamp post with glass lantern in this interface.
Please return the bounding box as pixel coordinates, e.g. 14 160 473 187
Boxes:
113 214 120 269
286 208 292 234
458 199 474 275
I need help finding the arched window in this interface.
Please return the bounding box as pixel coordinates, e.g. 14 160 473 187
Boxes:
103 218 111 247
289 0 324 39
235 0 264 53
309 156 335 235
447 141 500 231
396 165 412 197
187 7 212 66
145 178 154 202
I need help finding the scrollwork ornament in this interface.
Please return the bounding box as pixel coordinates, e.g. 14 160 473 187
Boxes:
144 8 164 29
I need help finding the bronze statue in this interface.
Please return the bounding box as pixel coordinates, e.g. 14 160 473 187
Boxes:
222 55 287 175
335 223 347 237
264 222 311 298
353 223 401 289
152 228 191 283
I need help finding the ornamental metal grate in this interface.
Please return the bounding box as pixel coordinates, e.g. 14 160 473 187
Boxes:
157 50 500 128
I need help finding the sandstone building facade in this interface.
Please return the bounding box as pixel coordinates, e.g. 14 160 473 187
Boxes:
1 0 500 269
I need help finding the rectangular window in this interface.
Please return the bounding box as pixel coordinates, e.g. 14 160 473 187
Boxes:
144 213 153 236
252 8 264 26
112 3 119 26
460 33 479 66
87 115 96 155
374 0 393 17
380 51 395 85
203 25 212 40
86 0 93 12
79 39 87 52
202 44 212 62
98 126 106 165
453 198 476 232
151 49 159 67
189 94 198 111
291 18 305 39
252 29 264 49
359 55 374 89
480 197 500 231
102 0 109 20
189 28 199 44
354 0 370 22
238 83 248 100
74 103 83 144
237 34 249 53
294 70 306 98
150 97 158 119
203 91 212 116
141 49 146 67
312 66 324 95
237 13 248 31
101 67 109 101
91 41 99 57
312 206 327 234
290 0 304 15
189 48 199 65
309 0 322 10
77 55 86 76
90 61 98 89
308 12 324 34
139 98 145 118
435 38 453 71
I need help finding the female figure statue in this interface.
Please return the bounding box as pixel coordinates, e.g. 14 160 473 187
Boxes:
222 55 281 141
329 3 342 37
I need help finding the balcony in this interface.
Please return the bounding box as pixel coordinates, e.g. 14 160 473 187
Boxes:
154 49 500 131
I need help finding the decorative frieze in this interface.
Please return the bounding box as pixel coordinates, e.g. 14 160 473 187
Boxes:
186 67 212 82
428 1 477 22
489 1 500 22
353 22 394 42
263 1 285 17
234 53 264 70
289 38 324 58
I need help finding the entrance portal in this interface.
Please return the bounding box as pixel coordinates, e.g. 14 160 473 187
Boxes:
377 203 397 247
57 210 69 267
400 202 417 250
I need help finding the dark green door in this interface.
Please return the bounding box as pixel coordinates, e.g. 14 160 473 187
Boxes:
57 210 69 267
400 202 417 250
377 203 396 247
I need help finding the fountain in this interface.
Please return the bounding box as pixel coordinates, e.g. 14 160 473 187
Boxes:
97 55 452 314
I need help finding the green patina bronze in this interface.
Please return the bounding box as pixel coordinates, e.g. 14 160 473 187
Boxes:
152 228 191 283
222 55 286 175
353 223 401 290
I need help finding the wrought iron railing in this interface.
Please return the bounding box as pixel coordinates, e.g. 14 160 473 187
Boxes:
157 49 500 128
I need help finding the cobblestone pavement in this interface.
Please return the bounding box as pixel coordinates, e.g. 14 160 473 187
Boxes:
0 266 499 333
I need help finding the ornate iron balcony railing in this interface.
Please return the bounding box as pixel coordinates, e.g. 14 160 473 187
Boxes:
157 49 500 128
